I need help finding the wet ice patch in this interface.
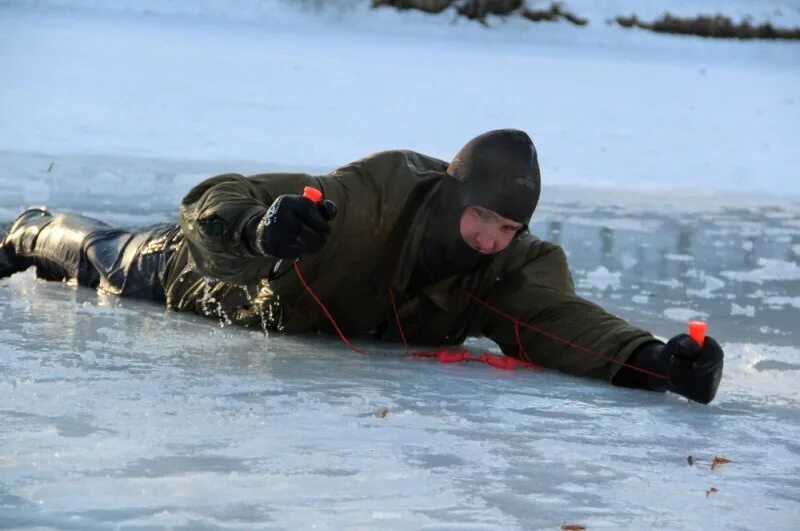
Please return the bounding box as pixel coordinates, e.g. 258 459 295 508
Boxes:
724 343 800 406
721 258 800 283
21 179 50 203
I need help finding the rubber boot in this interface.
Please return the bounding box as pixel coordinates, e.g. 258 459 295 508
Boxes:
0 229 9 276
0 208 53 278
1 209 123 287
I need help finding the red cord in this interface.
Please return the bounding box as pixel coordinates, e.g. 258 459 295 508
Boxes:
293 260 665 379
292 261 367 355
461 289 667 380
513 321 529 360
388 287 410 356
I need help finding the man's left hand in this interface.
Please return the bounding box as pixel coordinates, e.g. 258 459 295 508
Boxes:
616 333 724 404
662 333 724 404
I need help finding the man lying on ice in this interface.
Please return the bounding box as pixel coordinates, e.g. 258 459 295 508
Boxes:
0 129 723 403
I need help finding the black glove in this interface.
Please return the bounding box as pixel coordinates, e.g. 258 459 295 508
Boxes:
663 334 724 403
244 194 337 259
621 334 724 404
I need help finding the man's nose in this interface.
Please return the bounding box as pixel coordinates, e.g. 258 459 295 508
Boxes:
477 231 497 253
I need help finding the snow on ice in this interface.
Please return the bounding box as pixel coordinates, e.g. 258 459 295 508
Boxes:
721 258 800 283
578 266 622 292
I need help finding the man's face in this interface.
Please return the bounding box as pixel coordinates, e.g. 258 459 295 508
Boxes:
459 206 523 255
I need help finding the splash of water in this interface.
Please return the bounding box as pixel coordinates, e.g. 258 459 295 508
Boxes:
201 277 232 328
242 285 270 338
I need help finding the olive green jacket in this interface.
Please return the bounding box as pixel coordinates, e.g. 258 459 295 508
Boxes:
164 150 655 381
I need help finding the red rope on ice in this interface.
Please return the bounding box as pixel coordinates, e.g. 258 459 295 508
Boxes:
387 283 539 369
294 261 535 370
293 261 665 379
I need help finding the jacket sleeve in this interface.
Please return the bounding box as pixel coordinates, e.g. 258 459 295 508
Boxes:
481 240 656 381
178 173 277 285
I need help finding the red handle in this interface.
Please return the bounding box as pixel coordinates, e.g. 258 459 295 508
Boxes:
480 353 534 370
436 350 469 363
688 320 707 347
303 186 323 204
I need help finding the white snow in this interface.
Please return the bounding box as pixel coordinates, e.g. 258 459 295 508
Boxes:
665 253 695 262
664 307 710 322
721 258 800 283
1 1 800 529
563 216 663 233
620 252 638 270
656 278 683 289
762 295 800 308
578 266 622 291
731 303 756 317
686 272 726 299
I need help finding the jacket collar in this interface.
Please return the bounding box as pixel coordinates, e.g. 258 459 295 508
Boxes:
391 182 439 293
391 183 468 312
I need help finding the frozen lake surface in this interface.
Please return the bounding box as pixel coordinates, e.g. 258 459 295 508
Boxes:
1 1 799 529
1 155 799 530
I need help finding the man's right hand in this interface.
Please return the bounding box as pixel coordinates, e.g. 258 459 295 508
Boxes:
245 194 337 259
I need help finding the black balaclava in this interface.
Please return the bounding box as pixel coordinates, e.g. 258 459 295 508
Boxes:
412 129 541 289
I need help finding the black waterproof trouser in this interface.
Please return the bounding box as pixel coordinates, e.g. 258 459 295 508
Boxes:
13 212 181 302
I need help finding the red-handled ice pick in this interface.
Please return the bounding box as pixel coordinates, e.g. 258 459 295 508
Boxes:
688 320 708 347
303 186 323 204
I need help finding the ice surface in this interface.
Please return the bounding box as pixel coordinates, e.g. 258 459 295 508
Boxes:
1 1 799 529
2 266 799 529
2 156 799 529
